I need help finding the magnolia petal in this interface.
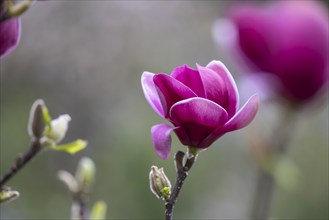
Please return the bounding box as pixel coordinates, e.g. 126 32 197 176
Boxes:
173 126 191 147
170 97 228 147
151 124 176 160
196 64 228 110
206 60 240 118
199 94 259 148
198 131 225 149
141 72 165 117
224 94 259 132
170 97 228 127
0 18 21 57
154 74 197 117
171 64 205 97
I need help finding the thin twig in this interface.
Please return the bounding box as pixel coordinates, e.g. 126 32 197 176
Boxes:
0 139 42 189
165 169 187 220
165 151 195 220
72 190 89 220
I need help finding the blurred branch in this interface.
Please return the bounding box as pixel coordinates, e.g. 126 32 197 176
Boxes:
0 139 42 190
250 106 298 219
59 157 97 220
72 190 89 220
0 100 45 192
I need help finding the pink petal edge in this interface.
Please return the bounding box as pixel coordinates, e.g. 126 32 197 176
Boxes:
171 64 206 97
154 73 197 117
224 94 259 132
141 72 165 118
206 60 240 117
199 94 259 148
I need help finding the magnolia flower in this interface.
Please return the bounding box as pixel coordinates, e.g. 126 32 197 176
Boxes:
142 60 259 159
213 0 329 104
0 17 20 57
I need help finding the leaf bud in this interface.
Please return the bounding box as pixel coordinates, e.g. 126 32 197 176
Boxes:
0 187 20 204
90 201 107 220
75 157 95 192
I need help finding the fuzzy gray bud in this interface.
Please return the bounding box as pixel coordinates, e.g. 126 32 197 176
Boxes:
149 166 171 200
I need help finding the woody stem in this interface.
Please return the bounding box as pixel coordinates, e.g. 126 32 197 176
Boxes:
165 150 196 220
0 139 42 190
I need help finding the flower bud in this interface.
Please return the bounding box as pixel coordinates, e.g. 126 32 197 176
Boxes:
149 166 171 200
75 157 95 192
0 187 20 204
28 99 46 139
4 0 32 20
47 114 71 143
90 201 107 220
57 170 78 193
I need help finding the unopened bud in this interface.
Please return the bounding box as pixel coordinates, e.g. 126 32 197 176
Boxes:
58 170 78 193
0 0 33 22
28 99 46 139
6 0 32 19
90 201 107 220
75 157 95 192
0 187 20 204
149 166 171 200
47 114 71 143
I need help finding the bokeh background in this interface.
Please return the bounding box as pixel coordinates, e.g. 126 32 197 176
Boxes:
1 1 328 219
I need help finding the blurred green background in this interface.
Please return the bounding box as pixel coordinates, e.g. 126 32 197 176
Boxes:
1 1 328 219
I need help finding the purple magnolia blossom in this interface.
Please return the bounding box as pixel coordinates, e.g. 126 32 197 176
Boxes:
142 60 259 159
0 17 21 57
214 0 329 104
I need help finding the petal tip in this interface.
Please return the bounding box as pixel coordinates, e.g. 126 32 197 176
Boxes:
207 60 226 68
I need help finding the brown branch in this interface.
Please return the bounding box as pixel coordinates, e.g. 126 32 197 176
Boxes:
165 151 196 220
72 190 89 220
0 139 42 189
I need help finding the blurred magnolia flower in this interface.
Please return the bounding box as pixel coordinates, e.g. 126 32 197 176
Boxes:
0 17 20 57
141 60 259 159
213 0 329 105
